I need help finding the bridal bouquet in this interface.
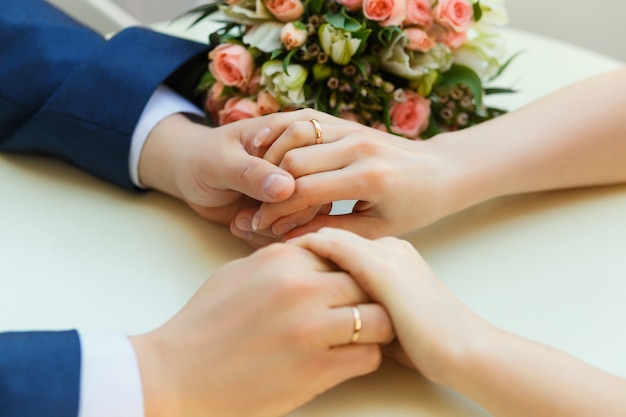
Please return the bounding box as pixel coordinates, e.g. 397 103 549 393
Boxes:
189 0 513 138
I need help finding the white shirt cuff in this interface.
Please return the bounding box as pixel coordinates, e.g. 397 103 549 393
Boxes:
129 85 204 188
78 333 144 417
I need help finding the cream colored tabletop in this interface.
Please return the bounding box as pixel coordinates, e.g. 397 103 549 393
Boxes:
1 25 625 416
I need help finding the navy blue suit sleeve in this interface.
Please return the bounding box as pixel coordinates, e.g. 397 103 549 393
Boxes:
0 330 81 417
0 0 209 189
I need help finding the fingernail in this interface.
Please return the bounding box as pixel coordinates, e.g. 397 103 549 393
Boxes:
263 173 291 199
235 215 254 232
253 127 271 148
274 223 297 236
251 211 262 231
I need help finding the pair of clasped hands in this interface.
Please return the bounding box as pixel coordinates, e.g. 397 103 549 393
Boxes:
137 108 469 416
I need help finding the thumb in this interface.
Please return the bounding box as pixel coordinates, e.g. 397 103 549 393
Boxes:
226 152 295 203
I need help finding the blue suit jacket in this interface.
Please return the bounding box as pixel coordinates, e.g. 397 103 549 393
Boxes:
0 1 209 415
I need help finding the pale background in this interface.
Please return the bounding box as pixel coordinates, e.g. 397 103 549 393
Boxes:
48 0 626 61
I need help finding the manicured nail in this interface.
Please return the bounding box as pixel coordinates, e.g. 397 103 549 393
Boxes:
263 173 291 199
274 223 297 236
235 215 254 232
251 211 262 231
253 127 271 148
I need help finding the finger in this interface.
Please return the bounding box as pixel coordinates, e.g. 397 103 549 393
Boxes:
288 228 390 288
230 219 283 248
277 137 362 179
326 304 394 346
223 152 295 202
236 109 324 155
382 339 417 370
252 167 377 231
283 213 393 240
264 117 357 166
315 344 383 387
270 203 332 236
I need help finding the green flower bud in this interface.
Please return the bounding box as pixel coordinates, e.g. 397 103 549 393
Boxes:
312 62 333 81
318 23 361 66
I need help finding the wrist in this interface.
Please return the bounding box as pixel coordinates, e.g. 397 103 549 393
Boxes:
129 333 180 417
138 113 202 199
427 131 503 215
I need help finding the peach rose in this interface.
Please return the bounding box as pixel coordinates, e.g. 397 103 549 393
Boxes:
404 0 432 27
363 0 405 27
404 28 435 52
337 0 363 12
389 90 431 138
433 0 473 33
257 91 281 115
208 44 254 88
219 97 261 125
280 22 308 51
263 0 304 22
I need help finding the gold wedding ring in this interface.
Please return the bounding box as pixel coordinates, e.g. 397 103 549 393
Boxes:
350 306 362 344
310 118 322 144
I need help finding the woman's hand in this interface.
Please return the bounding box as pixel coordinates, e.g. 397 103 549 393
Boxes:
289 227 488 385
231 112 469 246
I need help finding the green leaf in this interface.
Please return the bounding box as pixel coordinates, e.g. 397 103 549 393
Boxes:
438 65 484 109
489 50 524 82
377 26 402 48
484 87 517 95
270 50 283 60
352 59 368 77
305 0 326 16
421 115 444 139
282 49 299 75
472 2 483 22
178 2 224 27
326 8 363 32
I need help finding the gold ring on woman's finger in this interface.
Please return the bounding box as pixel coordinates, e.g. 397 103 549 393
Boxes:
310 119 322 145
350 305 362 344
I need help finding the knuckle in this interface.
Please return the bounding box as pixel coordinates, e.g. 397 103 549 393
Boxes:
281 150 299 172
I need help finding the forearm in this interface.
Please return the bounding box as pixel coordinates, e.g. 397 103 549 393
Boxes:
447 325 626 417
432 66 626 212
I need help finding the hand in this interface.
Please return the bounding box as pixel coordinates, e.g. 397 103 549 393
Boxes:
130 241 393 417
232 112 467 245
139 112 321 225
290 227 488 385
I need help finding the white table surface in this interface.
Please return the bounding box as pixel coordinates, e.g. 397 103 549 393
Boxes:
1 24 625 416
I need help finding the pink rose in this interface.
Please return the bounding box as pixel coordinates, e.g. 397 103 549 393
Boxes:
404 0 432 27
263 0 304 22
219 97 261 125
404 28 435 52
280 22 308 51
208 44 254 88
243 69 262 95
389 90 431 138
257 91 281 115
363 0 406 27
337 0 363 12
205 82 228 124
433 0 473 33
441 29 467 49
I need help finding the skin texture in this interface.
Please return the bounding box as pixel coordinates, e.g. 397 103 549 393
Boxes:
232 67 626 246
139 110 332 225
291 228 626 417
130 242 393 417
